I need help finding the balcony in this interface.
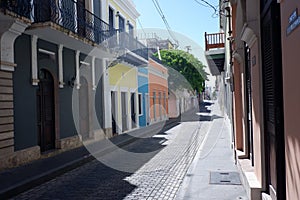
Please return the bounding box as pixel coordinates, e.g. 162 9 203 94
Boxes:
204 32 225 76
31 0 111 44
0 0 32 21
108 30 148 65
25 0 147 63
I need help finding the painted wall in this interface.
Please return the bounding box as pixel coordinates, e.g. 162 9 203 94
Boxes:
13 35 105 151
168 91 179 118
107 0 137 32
138 67 148 127
60 47 77 139
148 59 168 123
108 63 138 132
14 34 38 150
280 1 300 199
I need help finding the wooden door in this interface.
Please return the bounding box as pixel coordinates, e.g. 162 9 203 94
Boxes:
145 93 149 125
131 93 136 128
111 91 117 135
37 69 55 152
121 92 127 132
245 44 254 166
153 91 156 121
77 0 86 37
158 92 162 120
79 77 89 140
261 1 285 199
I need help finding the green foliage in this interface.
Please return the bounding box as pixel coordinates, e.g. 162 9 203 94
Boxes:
154 49 208 93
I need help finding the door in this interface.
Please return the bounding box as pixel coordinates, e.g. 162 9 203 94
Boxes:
37 69 55 152
261 1 285 199
158 92 162 120
61 0 76 31
111 91 117 135
163 92 167 119
153 91 156 121
34 0 51 22
145 93 149 125
79 77 89 140
121 92 127 132
77 0 86 37
131 93 136 128
119 16 126 48
245 44 254 166
93 0 101 43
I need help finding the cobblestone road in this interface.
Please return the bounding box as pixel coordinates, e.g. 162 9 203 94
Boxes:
12 118 210 200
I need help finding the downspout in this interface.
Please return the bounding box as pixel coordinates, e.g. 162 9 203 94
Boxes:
225 4 237 164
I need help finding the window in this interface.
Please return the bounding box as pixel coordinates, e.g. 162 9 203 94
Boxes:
138 93 143 115
128 23 134 37
93 0 101 18
109 7 114 29
119 16 125 32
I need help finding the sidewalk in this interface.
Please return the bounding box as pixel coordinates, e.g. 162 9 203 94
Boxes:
0 117 180 199
175 101 248 200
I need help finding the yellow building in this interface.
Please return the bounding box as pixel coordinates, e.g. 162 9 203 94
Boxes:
105 0 148 135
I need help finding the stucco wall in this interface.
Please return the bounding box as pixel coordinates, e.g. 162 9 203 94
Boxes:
148 59 168 122
280 1 300 199
250 40 263 186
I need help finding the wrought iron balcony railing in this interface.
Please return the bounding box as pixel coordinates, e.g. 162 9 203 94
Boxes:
33 0 148 60
119 31 148 60
33 0 112 44
205 32 225 51
0 0 32 19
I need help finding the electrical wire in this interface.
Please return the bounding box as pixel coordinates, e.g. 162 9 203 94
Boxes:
193 0 219 17
151 0 179 47
137 18 147 36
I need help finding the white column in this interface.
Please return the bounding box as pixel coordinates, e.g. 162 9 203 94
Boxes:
58 45 64 88
92 56 96 90
31 35 38 85
75 50 80 89
102 58 112 130
0 20 28 71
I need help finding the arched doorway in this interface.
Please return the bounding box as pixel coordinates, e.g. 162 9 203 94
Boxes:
79 76 90 140
37 69 55 152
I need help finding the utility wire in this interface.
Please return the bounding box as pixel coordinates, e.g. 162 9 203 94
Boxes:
193 0 219 17
151 0 179 47
137 18 147 36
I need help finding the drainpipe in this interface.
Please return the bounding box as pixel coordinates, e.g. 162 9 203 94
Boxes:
225 4 237 164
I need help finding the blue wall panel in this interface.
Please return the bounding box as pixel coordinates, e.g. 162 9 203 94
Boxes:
138 68 148 127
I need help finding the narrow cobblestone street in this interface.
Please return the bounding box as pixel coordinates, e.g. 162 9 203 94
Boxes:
10 102 247 200
12 108 210 200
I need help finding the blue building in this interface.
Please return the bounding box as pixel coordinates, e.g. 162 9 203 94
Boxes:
137 67 149 127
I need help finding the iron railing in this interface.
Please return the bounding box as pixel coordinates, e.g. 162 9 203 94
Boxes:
33 0 148 59
1 0 148 60
0 0 32 19
33 0 112 44
111 30 148 60
205 32 225 51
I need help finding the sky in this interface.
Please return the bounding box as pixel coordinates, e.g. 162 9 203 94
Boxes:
133 0 220 49
133 0 220 87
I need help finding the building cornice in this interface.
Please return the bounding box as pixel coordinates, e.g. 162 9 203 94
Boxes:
112 0 140 19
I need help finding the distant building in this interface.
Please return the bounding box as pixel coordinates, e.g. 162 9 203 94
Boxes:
148 58 169 123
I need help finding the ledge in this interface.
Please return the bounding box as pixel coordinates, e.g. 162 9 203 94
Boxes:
237 156 262 200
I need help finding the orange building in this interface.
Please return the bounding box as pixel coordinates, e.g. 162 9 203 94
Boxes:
148 58 168 124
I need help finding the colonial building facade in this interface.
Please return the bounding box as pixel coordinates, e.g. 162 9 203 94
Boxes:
205 0 300 199
0 0 149 170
